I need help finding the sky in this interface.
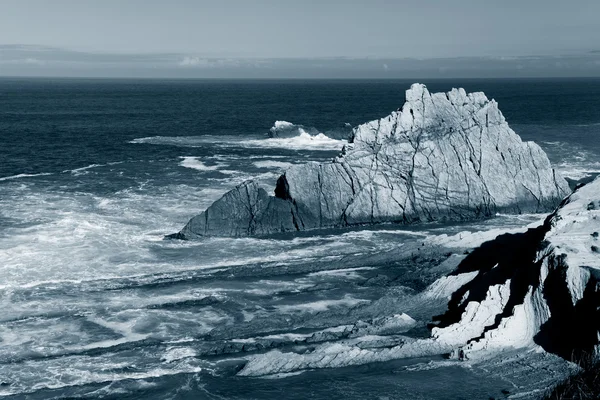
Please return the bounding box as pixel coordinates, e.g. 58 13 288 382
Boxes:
1 0 599 78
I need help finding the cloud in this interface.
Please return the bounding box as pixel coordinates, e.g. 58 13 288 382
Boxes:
178 56 246 68
178 56 211 67
23 58 45 65
2 44 600 78
0 57 45 65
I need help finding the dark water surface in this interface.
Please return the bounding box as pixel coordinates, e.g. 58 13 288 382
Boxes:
1 78 598 399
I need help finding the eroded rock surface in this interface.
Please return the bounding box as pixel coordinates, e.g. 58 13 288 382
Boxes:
236 179 600 378
430 177 600 361
177 83 569 238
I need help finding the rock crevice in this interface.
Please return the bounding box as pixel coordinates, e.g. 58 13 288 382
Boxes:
429 178 600 361
175 83 569 238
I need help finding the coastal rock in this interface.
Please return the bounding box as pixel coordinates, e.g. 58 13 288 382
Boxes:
176 83 570 238
178 181 297 238
236 178 600 377
430 177 600 361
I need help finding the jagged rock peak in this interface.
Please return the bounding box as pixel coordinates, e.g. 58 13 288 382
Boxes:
174 83 569 238
351 83 494 146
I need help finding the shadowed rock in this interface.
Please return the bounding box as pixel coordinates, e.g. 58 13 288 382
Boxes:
429 177 600 361
174 83 570 239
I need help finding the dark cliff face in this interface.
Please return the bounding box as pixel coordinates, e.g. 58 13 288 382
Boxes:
535 256 600 361
428 179 600 362
173 83 569 238
430 225 549 333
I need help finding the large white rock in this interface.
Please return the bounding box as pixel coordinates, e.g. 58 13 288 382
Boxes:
176 83 569 238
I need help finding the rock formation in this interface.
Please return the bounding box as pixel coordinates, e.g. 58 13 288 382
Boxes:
175 83 570 238
430 177 600 361
236 178 600 377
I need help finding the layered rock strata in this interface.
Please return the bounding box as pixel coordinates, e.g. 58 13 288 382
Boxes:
431 177 600 361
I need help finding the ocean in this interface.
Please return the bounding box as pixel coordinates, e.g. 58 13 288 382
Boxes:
1 78 599 399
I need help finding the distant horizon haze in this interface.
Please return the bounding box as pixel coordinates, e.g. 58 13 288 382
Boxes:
1 0 599 78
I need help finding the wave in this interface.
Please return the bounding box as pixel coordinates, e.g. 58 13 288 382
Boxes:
129 121 350 152
535 140 600 180
1 162 129 183
574 122 600 127
65 162 125 175
275 296 370 313
253 160 295 170
269 120 353 141
0 362 203 397
240 131 347 151
556 166 600 180
268 120 321 138
129 135 218 147
130 133 347 151
179 156 222 172
0 172 52 182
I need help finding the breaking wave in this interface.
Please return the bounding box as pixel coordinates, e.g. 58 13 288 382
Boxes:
0 172 52 181
269 120 352 141
268 120 320 138
179 156 223 172
129 121 351 152
240 132 347 151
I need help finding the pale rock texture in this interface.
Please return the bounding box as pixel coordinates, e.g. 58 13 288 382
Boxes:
237 179 600 377
430 177 600 361
176 83 569 238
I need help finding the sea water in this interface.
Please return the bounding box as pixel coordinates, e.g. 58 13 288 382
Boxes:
1 78 599 399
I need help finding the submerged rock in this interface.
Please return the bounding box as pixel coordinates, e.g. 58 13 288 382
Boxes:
176 83 569 238
430 177 600 361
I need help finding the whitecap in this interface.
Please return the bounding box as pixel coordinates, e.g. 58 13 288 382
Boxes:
161 347 197 363
253 160 294 169
268 120 319 138
240 131 347 151
65 161 125 175
130 132 347 151
271 120 295 131
0 172 52 181
275 296 370 313
178 156 222 171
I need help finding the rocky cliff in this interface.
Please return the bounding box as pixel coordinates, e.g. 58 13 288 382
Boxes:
175 83 570 238
430 177 600 361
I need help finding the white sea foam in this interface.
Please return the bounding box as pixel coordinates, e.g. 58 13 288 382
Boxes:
307 267 376 279
129 132 347 151
0 360 203 397
271 120 295 130
129 135 226 147
275 296 370 313
179 156 222 171
161 347 197 363
253 160 295 169
557 165 600 180
0 172 52 181
66 161 125 175
240 131 346 151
